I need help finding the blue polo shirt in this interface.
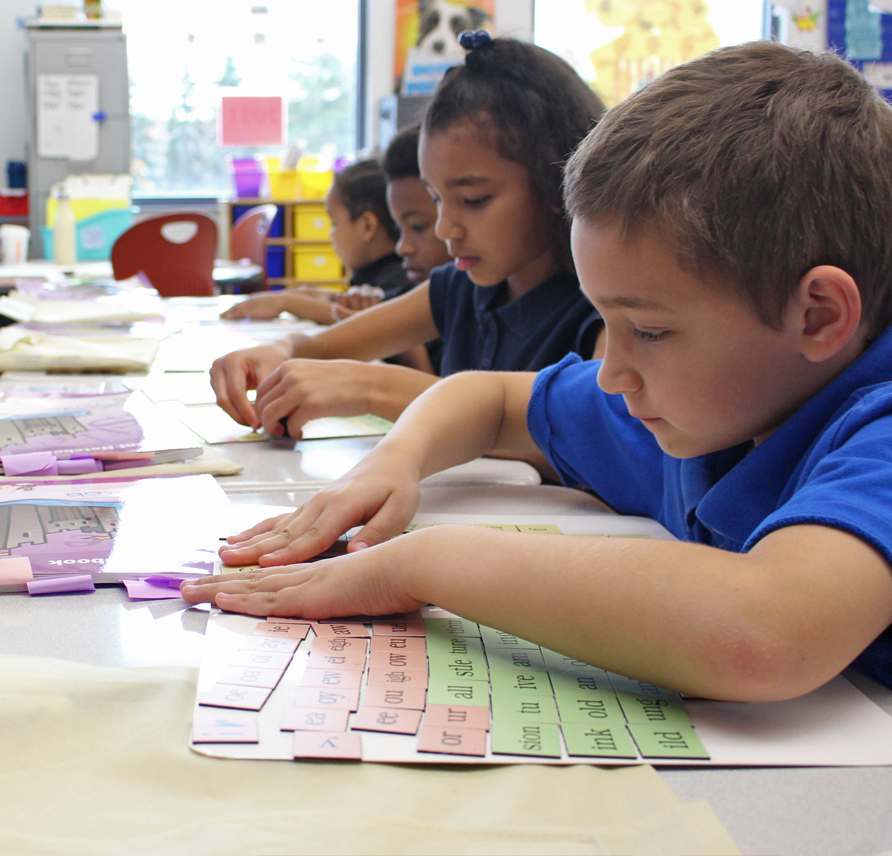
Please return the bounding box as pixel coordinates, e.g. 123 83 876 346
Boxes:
428 264 602 377
528 324 892 687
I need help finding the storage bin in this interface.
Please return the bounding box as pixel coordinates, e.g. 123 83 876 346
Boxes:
293 244 343 281
41 208 133 261
265 245 286 278
229 157 264 198
294 204 331 240
268 169 301 200
298 169 333 201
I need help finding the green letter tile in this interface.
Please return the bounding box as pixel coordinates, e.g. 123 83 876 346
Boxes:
555 691 625 725
480 625 540 651
426 681 490 707
626 723 710 760
428 652 490 684
550 670 616 699
425 634 484 658
424 617 482 638
614 691 692 728
489 666 553 697
561 722 639 759
491 693 560 724
491 721 562 758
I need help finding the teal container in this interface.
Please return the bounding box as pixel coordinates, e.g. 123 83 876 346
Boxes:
42 208 133 261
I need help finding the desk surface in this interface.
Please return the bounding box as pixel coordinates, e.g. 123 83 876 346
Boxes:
3 295 892 855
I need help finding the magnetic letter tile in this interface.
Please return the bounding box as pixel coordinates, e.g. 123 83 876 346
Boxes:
369 635 427 654
561 722 639 759
300 667 363 690
474 523 520 532
489 667 553 698
488 648 547 673
312 622 370 638
192 713 259 744
368 649 427 671
239 636 299 654
294 731 362 760
307 650 368 671
426 681 490 707
0 557 33 584
219 665 285 690
608 673 678 700
293 685 360 711
366 666 428 689
516 524 562 534
479 625 540 651
363 684 427 711
424 704 491 731
310 636 369 655
425 633 484 658
417 725 487 757
549 671 616 699
371 618 426 636
252 622 309 639
626 723 710 760
281 706 350 732
490 722 562 758
542 649 609 677
491 693 559 725
230 650 294 671
351 706 422 735
428 653 489 684
554 692 626 725
199 683 272 711
423 617 481 638
614 692 692 728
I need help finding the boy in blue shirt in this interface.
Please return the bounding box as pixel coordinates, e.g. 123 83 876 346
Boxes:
183 42 892 702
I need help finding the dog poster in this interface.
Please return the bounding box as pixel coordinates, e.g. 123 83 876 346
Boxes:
395 0 496 94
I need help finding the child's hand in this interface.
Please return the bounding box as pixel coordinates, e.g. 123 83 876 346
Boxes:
182 534 426 619
331 284 385 321
252 358 376 437
220 293 287 320
209 342 292 429
218 449 422 566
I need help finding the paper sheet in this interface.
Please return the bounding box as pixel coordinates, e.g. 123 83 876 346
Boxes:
36 74 99 160
0 653 740 855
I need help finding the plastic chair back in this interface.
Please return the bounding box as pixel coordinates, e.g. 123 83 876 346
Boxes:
230 204 278 278
111 212 218 297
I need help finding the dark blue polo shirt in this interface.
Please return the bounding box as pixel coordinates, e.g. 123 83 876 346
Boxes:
528 324 892 687
349 252 412 301
428 264 602 377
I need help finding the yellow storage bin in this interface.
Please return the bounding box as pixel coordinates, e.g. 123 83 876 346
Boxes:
268 169 301 200
294 204 331 240
293 244 343 281
299 169 334 200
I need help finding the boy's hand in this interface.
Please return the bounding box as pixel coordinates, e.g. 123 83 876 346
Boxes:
252 358 377 437
218 449 422 566
220 293 287 320
181 533 426 619
209 342 292 429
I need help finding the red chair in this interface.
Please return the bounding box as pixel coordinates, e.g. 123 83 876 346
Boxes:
111 212 218 297
230 203 278 267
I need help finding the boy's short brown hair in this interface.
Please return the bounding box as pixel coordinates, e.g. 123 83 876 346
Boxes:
565 42 892 334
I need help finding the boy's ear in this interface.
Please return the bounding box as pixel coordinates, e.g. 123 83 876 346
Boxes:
794 265 863 363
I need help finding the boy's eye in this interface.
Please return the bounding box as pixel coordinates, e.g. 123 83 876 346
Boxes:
411 222 431 234
633 328 668 343
464 195 491 207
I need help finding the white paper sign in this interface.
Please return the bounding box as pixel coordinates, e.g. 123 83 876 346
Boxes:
37 74 100 161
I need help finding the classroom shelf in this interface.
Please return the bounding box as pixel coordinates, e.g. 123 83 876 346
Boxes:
226 198 347 291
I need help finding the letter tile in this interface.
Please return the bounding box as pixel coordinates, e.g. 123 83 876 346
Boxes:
417 725 487 756
281 707 351 732
351 706 423 735
294 731 362 760
198 683 272 712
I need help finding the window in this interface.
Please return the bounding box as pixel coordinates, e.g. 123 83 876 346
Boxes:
534 0 767 107
119 0 361 197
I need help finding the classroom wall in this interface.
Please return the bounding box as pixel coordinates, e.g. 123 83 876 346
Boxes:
361 0 533 149
0 3 38 180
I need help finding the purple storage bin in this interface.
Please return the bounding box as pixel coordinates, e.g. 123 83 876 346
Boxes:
230 158 264 198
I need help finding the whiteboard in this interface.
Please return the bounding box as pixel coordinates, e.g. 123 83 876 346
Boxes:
37 74 100 160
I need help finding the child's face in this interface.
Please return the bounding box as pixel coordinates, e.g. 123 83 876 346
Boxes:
419 122 554 292
386 175 453 283
325 187 371 270
572 219 814 458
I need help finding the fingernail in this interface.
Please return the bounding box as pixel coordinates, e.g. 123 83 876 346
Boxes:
352 541 369 551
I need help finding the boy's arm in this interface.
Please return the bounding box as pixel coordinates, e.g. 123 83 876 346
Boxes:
210 285 438 428
216 370 539 565
220 290 337 325
183 517 892 702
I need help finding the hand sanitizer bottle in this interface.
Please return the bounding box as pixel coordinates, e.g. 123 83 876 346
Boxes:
53 190 77 268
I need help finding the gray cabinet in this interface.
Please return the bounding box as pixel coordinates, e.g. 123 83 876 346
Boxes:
26 26 129 257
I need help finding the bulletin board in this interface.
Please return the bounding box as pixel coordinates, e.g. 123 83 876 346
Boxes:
827 0 892 96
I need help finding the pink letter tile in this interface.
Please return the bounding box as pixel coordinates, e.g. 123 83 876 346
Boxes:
417 725 487 757
199 683 272 711
351 706 423 735
294 731 362 760
281 707 351 732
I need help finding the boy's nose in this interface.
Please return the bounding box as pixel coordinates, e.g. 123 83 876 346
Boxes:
435 206 463 242
396 232 413 258
597 344 642 396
